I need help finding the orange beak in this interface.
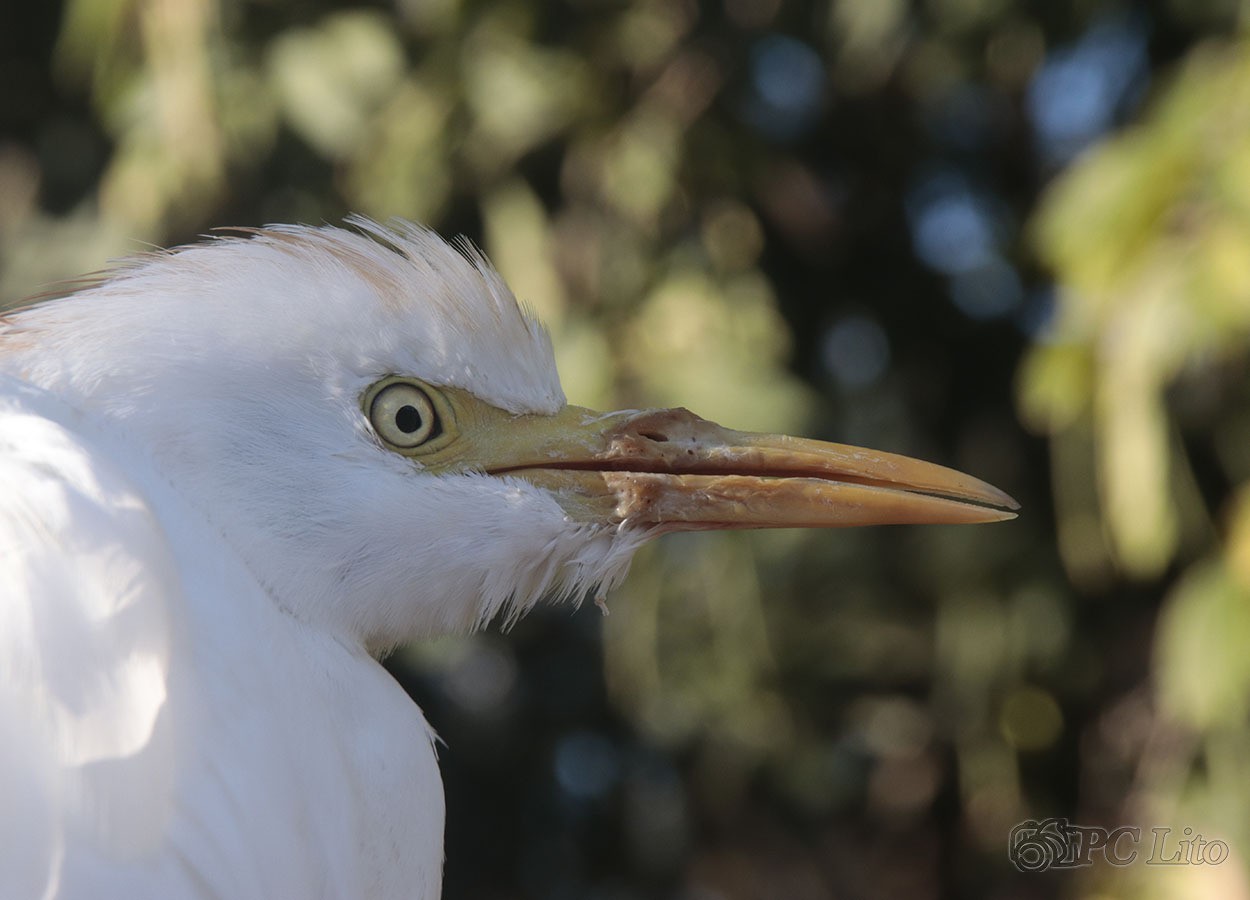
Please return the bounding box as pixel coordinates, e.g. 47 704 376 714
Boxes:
489 406 1017 532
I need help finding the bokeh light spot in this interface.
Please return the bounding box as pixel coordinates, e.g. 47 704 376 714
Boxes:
743 35 826 140
907 170 1003 275
554 731 622 800
441 640 518 716
821 314 891 390
1026 15 1149 164
949 256 1023 320
999 686 1063 751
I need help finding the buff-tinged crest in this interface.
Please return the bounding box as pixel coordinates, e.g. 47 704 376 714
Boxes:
1 218 565 416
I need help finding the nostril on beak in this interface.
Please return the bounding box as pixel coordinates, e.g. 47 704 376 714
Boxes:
638 431 669 443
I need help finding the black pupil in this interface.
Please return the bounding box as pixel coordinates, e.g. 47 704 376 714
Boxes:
395 404 422 434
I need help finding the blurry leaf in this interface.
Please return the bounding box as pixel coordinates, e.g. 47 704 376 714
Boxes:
625 265 811 433
1050 422 1117 590
828 0 909 92
1095 295 1180 577
548 320 615 411
700 201 765 273
1033 131 1188 311
1016 340 1093 433
462 25 592 172
343 77 452 222
999 686 1063 751
612 3 693 74
481 179 567 325
1192 215 1250 338
1156 559 1250 730
267 12 405 159
217 64 278 162
605 533 790 755
57 0 229 231
1026 39 1250 581
1224 486 1250 587
396 0 463 36
599 109 682 230
55 0 142 107
480 179 615 408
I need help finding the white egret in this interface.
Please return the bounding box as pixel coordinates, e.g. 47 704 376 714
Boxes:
0 219 1015 899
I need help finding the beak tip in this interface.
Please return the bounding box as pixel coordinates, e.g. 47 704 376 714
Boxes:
966 476 1020 513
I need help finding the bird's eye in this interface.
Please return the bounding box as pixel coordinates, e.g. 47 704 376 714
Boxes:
368 381 443 450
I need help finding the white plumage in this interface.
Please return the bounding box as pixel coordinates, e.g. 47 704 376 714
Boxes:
0 219 1015 899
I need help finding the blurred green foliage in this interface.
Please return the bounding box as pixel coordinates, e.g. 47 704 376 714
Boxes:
4 0 1250 898
1020 36 1250 900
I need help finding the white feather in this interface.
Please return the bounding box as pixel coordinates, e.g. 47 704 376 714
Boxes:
0 221 648 898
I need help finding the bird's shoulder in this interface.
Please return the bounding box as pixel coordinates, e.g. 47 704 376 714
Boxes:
0 375 445 899
0 375 194 897
0 376 184 664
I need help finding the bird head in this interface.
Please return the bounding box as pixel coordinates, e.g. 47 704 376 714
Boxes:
0 219 1015 651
